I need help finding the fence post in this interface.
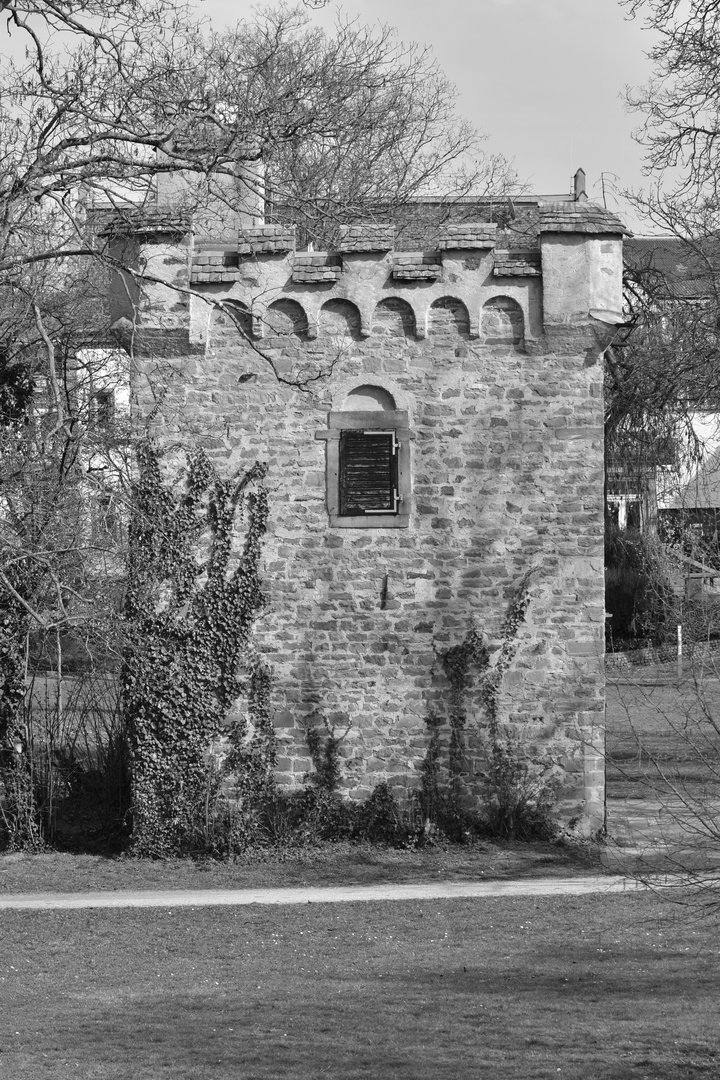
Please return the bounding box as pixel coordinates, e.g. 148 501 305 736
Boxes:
677 624 683 680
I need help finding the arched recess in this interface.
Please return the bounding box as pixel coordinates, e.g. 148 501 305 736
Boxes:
266 298 309 337
428 296 470 337
481 296 525 345
342 384 397 411
372 297 416 338
320 298 362 340
209 301 253 346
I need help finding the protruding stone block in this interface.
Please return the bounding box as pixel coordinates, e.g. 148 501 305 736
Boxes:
392 253 443 280
337 223 395 252
292 253 343 283
438 222 497 249
237 225 296 255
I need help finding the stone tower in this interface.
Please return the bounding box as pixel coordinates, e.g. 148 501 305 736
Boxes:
109 193 628 836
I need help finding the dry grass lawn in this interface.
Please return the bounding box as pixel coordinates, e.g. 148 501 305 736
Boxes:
2 891 718 1080
606 669 720 861
606 672 720 800
0 839 600 895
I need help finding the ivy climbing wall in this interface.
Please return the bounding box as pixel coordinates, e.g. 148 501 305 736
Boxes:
117 204 628 835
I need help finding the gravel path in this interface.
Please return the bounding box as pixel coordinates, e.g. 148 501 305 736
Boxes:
0 875 650 909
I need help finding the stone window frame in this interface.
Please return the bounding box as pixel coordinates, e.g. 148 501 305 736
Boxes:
315 409 415 528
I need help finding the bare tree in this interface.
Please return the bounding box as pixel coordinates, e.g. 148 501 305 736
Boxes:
607 1 720 533
624 1 720 215
612 0 720 459
607 663 720 914
601 4 720 525
0 2 514 278
607 243 720 484
600 0 720 906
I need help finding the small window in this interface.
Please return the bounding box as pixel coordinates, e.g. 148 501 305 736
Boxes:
94 389 115 425
316 407 414 529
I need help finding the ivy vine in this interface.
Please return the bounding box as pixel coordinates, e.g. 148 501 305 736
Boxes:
122 440 269 856
439 623 489 798
225 654 278 808
0 567 45 851
432 569 555 840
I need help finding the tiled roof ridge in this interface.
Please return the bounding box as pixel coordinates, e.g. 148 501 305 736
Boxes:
539 200 630 236
97 207 192 235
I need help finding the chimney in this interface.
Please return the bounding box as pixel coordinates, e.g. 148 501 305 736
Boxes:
573 168 588 202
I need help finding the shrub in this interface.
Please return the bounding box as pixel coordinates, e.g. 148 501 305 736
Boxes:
356 782 405 843
1 672 131 854
605 526 678 646
481 731 559 842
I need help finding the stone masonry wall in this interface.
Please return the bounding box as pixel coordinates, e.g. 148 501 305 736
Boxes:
118 207 626 835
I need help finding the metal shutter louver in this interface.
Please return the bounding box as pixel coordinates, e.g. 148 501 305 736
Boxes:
339 430 399 514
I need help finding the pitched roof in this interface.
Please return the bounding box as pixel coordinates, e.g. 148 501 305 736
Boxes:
625 236 720 300
96 208 191 236
658 447 720 510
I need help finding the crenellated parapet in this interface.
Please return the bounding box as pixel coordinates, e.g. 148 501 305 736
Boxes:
109 203 628 364
182 220 540 346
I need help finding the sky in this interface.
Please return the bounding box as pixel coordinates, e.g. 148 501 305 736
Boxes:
198 0 659 232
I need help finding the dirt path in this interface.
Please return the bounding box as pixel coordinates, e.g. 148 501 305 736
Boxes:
0 875 650 909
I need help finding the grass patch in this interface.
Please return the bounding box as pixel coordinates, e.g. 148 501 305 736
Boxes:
607 676 720 800
0 839 600 894
2 892 718 1079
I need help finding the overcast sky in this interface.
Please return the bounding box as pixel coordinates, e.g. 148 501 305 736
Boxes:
200 0 659 231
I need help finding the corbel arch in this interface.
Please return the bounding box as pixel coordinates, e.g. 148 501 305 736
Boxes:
427 296 471 338
372 296 417 338
265 297 310 338
481 295 525 345
319 298 362 341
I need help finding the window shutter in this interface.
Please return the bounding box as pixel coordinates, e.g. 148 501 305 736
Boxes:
339 430 399 515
